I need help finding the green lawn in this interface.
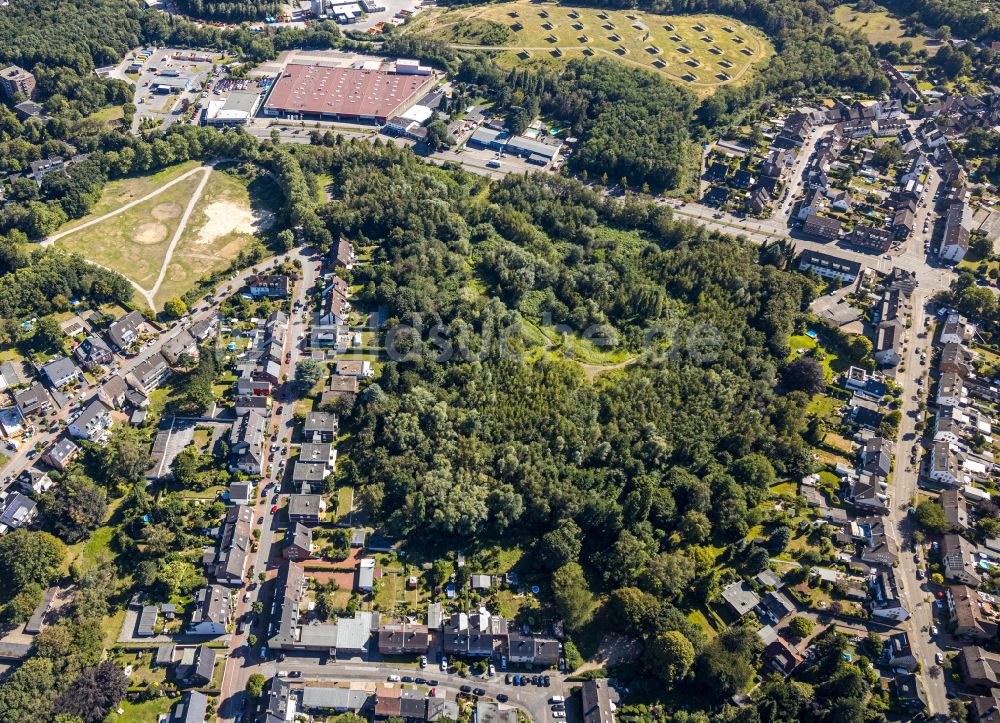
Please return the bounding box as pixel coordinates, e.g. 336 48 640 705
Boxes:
154 168 278 308
56 173 203 292
788 333 847 382
405 3 773 94
832 6 935 51
111 697 175 723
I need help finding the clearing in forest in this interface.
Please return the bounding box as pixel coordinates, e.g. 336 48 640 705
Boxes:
404 3 772 93
50 164 278 310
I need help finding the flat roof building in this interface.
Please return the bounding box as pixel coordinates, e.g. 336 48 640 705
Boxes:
264 64 433 123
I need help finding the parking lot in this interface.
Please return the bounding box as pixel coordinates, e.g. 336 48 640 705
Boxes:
125 47 223 131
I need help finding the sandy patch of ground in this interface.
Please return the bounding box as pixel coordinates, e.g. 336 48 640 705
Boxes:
151 202 182 221
193 201 273 245
133 222 168 245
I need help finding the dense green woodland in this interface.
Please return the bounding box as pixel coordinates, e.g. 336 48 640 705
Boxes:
278 137 862 714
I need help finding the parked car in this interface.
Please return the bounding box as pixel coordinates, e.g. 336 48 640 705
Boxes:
388 675 401 682
460 685 472 694
473 688 486 696
936 653 945 665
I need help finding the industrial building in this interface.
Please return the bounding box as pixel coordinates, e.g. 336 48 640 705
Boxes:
151 74 193 94
202 91 262 126
263 63 434 123
466 126 562 167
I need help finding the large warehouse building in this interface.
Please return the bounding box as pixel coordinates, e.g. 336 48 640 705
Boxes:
262 63 434 124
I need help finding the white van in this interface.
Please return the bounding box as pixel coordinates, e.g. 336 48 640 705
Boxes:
550 696 565 704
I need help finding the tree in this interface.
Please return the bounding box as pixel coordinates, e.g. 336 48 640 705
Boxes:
788 616 814 639
865 631 884 658
163 297 188 319
425 119 454 151
39 472 107 543
879 409 902 438
0 529 66 592
315 591 338 621
0 657 57 722
872 142 902 170
915 499 949 534
608 587 660 634
294 359 325 395
645 631 694 682
33 316 64 352
100 425 151 490
537 519 582 570
246 673 266 698
744 545 770 575
767 526 791 554
551 562 594 631
847 335 873 364
783 357 826 395
52 662 128 723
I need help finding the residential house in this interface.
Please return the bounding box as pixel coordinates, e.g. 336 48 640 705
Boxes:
357 557 375 592
940 343 973 376
287 493 326 526
427 699 461 722
265 679 293 723
960 647 1000 690
862 437 892 477
234 394 268 416
16 468 52 496
749 186 772 215
940 489 969 531
930 441 961 487
894 672 926 713
763 639 803 676
74 335 113 370
798 250 862 283
855 517 898 566
948 585 1000 641
292 461 328 493
248 274 290 298
284 522 313 561
318 282 351 326
310 324 349 352
229 411 266 474
335 239 357 270
127 353 170 394
802 212 842 240
721 580 760 618
941 313 974 345
228 482 254 506
0 361 25 392
207 505 253 586
170 691 208 723
0 492 37 532
970 694 1000 723
44 436 79 471
40 356 80 389
188 317 217 343
108 310 148 350
758 590 796 625
581 679 616 723
868 569 909 622
940 202 971 263
68 399 112 441
848 396 884 430
850 473 890 515
943 534 982 586
874 321 903 368
14 383 52 417
937 371 967 408
378 622 430 655
851 225 893 253
177 645 216 686
335 359 373 379
887 631 919 672
98 375 128 409
891 208 915 238
162 330 198 365
303 411 338 443
188 585 232 636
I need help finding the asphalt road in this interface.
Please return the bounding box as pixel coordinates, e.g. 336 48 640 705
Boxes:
888 291 950 715
217 245 318 721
